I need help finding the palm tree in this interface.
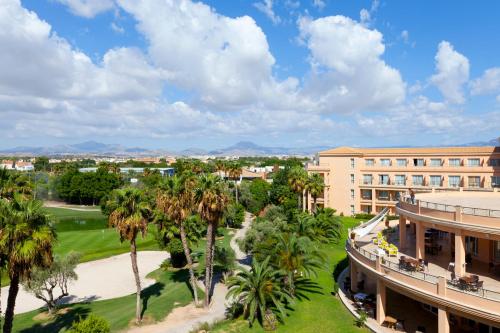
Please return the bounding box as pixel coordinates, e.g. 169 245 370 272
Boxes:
273 233 324 295
288 167 307 210
157 174 199 305
313 208 343 243
305 173 325 213
0 195 56 333
194 174 229 307
214 160 226 178
107 188 151 324
226 257 292 327
227 163 242 203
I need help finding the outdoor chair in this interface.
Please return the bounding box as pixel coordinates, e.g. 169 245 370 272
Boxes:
470 280 483 292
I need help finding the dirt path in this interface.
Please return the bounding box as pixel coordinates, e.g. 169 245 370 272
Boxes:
43 200 101 211
1 251 168 314
126 212 254 333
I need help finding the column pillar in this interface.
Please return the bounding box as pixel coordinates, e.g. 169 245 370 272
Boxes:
371 189 376 213
350 261 358 293
438 308 450 333
376 279 386 325
455 231 466 276
399 216 407 249
416 222 425 260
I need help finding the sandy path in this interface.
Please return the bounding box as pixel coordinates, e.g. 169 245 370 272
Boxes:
43 200 101 211
1 251 168 314
127 213 254 333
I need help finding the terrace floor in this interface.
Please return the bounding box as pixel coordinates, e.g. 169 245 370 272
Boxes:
355 220 500 298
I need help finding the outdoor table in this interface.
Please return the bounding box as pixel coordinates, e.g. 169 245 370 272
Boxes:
354 292 368 302
384 316 398 329
402 257 421 270
375 248 386 257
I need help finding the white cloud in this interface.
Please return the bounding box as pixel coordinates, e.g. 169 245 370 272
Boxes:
253 0 281 24
54 0 115 18
312 0 326 10
401 30 409 43
298 15 406 113
470 67 500 101
110 22 124 34
430 41 469 104
359 0 379 26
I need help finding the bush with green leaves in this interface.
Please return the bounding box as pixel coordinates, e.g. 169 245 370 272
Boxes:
224 202 245 228
214 244 236 272
239 179 270 215
167 238 187 268
68 314 110 333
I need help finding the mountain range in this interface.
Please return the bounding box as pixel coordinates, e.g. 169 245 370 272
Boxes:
0 138 498 157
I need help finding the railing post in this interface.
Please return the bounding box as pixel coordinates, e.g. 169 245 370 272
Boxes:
438 276 447 296
417 199 421 214
375 256 383 273
454 206 462 222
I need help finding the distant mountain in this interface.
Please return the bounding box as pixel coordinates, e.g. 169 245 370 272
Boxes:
460 137 500 147
206 141 329 156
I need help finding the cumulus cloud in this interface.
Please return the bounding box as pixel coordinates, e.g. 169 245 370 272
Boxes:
430 41 469 104
54 0 115 18
312 0 326 10
253 0 281 24
470 67 500 101
298 15 406 113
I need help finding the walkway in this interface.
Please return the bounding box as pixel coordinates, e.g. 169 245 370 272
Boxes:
1 251 169 314
127 212 254 333
43 200 101 212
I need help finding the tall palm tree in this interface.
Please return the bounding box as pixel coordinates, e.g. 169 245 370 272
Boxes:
214 160 226 178
194 174 229 307
288 167 307 210
305 173 325 213
0 195 55 333
226 257 292 327
157 174 199 305
107 188 151 324
227 163 242 203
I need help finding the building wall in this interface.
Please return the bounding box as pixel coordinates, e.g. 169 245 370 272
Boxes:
307 146 500 215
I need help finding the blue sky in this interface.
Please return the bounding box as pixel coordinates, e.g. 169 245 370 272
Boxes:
1 0 499 150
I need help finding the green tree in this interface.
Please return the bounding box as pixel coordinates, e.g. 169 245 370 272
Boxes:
288 167 308 211
34 156 50 172
239 179 270 215
23 252 80 314
106 188 151 324
305 173 325 213
0 195 56 333
226 257 292 327
156 174 200 305
194 174 229 307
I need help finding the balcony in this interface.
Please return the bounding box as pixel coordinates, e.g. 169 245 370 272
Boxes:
347 217 500 321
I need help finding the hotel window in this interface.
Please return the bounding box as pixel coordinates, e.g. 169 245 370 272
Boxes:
494 241 500 261
378 190 389 200
350 174 355 184
361 189 372 200
396 159 407 167
380 159 391 167
466 237 479 256
468 176 480 188
413 158 424 167
448 175 461 187
395 175 406 185
365 159 375 166
467 158 480 167
350 158 355 169
379 174 389 185
412 175 424 186
492 176 500 188
363 174 372 185
350 189 355 199
430 159 442 167
489 159 500 166
449 158 461 167
429 175 442 186
350 205 355 215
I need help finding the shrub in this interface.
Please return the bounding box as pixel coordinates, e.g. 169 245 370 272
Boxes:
214 245 236 272
354 310 368 328
224 203 245 228
167 238 187 268
354 213 375 220
68 314 110 333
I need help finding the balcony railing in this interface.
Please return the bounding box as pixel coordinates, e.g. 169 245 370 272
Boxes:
401 197 500 218
346 238 500 303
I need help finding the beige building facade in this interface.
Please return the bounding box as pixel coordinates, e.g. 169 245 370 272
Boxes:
306 146 500 216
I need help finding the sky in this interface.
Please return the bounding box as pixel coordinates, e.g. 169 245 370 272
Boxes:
1 0 500 150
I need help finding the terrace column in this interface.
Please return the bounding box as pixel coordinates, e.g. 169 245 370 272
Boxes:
371 189 376 213
438 308 450 333
455 230 466 276
376 279 386 325
416 221 425 260
399 216 407 249
350 261 358 293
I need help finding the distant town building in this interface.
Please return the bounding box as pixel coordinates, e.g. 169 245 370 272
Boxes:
0 160 15 170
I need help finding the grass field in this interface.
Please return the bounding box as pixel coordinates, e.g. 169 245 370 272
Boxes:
12 269 198 333
210 217 368 333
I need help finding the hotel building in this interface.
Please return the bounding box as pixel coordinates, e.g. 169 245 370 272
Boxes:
306 146 500 216
311 146 500 332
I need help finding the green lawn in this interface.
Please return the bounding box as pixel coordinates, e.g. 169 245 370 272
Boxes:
211 217 368 333
12 269 198 333
44 207 107 232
